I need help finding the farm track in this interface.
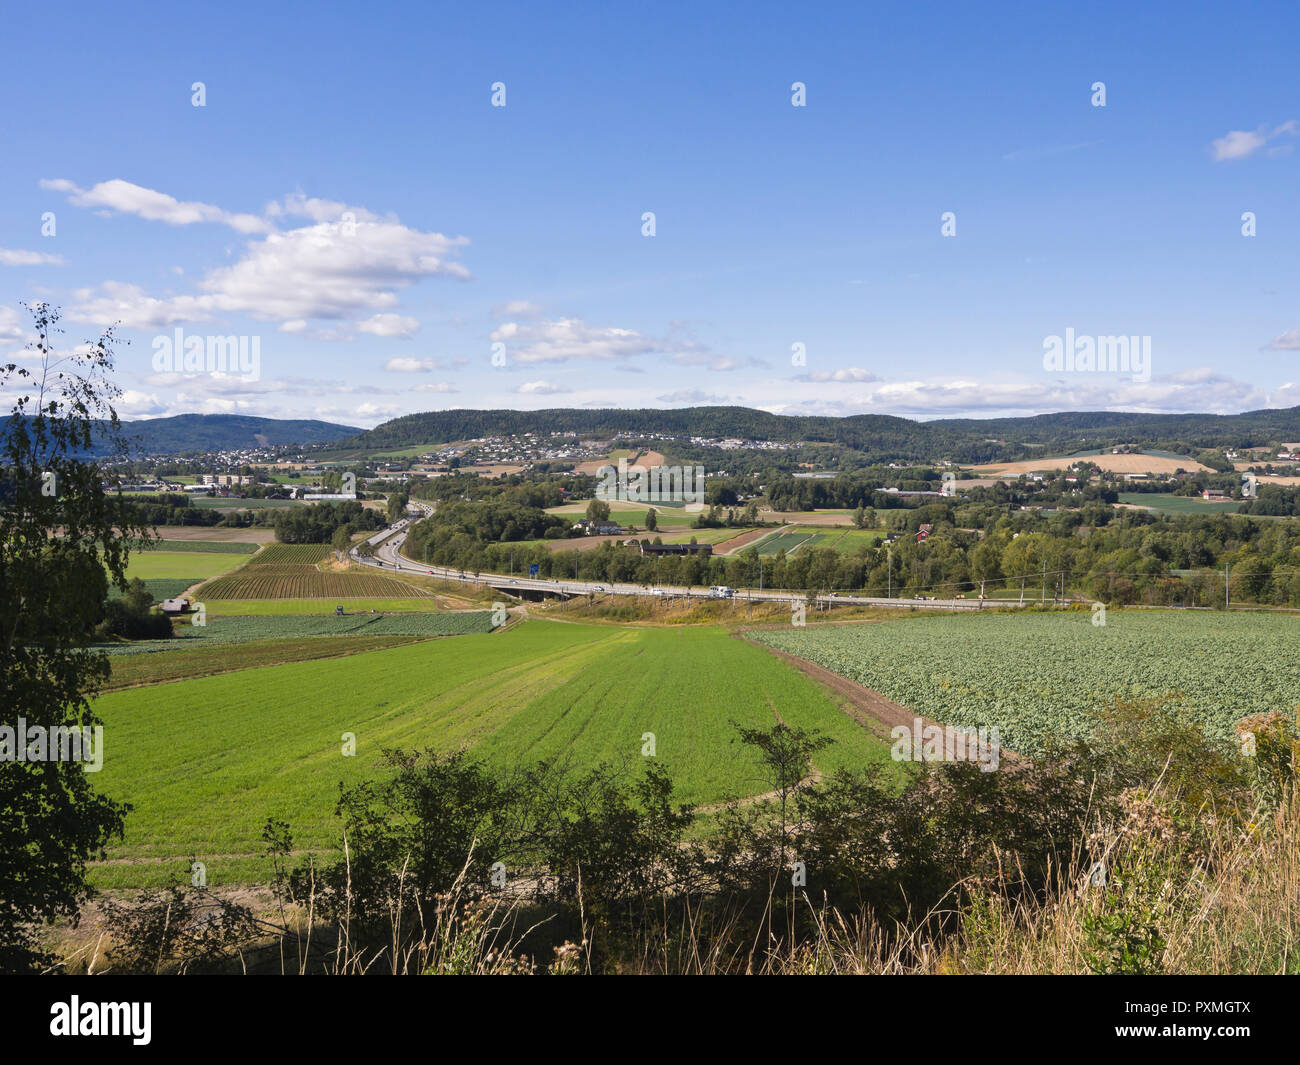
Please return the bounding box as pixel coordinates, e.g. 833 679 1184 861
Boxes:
749 640 1016 763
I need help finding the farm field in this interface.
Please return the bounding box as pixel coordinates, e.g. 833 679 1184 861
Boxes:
109 578 198 602
1118 492 1245 515
101 635 429 690
202 597 463 616
151 526 276 543
804 528 885 553
748 611 1300 754
754 527 817 556
758 509 856 527
189 497 304 510
123 551 246 581
971 452 1212 477
195 542 435 600
101 611 497 653
147 539 259 554
88 621 897 888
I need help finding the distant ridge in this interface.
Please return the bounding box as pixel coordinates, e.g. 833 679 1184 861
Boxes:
102 414 359 455
330 405 1300 464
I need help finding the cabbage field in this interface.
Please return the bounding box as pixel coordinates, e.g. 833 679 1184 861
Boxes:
748 611 1300 753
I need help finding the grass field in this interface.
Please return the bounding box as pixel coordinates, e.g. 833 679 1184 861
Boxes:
124 552 246 581
804 528 885 553
189 497 304 510
101 635 429 689
89 621 896 888
1118 492 1245 515
749 610 1300 755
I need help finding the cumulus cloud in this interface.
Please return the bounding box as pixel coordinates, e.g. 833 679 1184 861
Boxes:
490 317 659 364
1211 120 1298 161
358 313 420 338
515 380 570 394
56 181 468 330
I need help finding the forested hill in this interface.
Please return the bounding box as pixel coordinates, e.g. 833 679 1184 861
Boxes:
337 405 1300 463
30 414 362 456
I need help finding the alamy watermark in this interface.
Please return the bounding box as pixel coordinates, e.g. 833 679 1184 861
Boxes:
1042 328 1150 382
152 327 261 382
890 716 1000 772
1 718 103 772
595 458 705 511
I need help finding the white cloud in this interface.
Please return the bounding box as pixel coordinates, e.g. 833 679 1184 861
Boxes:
515 380 570 394
57 182 469 330
657 389 729 403
41 178 271 233
384 357 447 373
358 313 420 338
1210 120 1298 161
0 306 27 341
1265 328 1300 351
412 382 458 393
0 248 64 266
490 317 658 364
800 367 880 383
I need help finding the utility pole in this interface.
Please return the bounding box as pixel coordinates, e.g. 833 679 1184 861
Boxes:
1225 563 1230 609
887 546 892 599
1041 559 1046 603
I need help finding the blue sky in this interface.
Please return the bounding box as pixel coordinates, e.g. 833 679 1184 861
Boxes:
2 0 1297 427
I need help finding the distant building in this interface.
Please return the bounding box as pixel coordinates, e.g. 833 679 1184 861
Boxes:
1202 489 1228 500
915 523 933 544
573 519 623 536
159 598 190 614
634 541 712 556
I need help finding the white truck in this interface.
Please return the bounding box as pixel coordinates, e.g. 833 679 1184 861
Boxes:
708 585 735 599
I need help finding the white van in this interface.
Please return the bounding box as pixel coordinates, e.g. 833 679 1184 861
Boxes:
709 585 735 599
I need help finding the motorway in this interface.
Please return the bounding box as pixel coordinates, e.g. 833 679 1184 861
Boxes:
349 501 1002 612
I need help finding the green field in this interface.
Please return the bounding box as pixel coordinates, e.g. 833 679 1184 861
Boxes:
154 539 259 554
202 597 456 616
755 528 817 556
1118 492 1245 515
189 497 303 509
89 621 896 888
749 611 1300 754
123 552 245 580
803 528 885 553
109 578 198 602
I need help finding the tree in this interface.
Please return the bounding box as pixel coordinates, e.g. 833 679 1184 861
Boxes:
732 722 831 869
585 498 611 523
644 507 657 531
0 303 141 971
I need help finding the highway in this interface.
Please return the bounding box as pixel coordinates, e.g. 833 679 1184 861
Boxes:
348 501 1002 611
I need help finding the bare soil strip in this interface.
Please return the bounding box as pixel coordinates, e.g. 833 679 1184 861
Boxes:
751 641 1011 763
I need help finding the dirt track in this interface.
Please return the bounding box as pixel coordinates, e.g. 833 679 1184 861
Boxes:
752 642 1010 764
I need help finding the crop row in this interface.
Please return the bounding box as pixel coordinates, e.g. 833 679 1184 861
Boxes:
196 571 433 599
748 611 1300 753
